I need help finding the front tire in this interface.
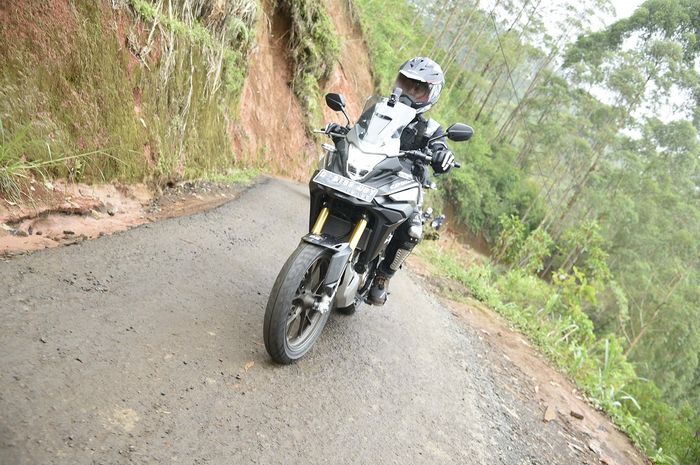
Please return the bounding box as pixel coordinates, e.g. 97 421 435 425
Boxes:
264 243 333 364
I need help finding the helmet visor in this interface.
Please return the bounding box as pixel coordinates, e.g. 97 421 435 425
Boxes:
395 73 431 104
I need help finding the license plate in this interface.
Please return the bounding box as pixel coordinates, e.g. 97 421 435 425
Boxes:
313 169 378 202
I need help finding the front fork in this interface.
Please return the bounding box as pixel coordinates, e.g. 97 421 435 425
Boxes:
304 206 368 304
311 207 368 249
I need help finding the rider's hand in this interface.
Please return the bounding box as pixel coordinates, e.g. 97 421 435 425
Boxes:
324 123 348 135
432 149 455 173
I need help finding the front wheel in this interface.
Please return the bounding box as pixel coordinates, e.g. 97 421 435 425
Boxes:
264 243 333 364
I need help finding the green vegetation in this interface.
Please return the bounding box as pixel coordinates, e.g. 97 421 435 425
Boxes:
417 242 699 463
278 0 340 130
202 167 260 185
355 0 700 463
0 0 258 197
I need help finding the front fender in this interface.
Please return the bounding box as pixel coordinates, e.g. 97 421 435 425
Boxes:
301 234 352 295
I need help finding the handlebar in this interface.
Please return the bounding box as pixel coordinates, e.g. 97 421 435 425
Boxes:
313 131 461 169
313 128 347 138
400 150 461 169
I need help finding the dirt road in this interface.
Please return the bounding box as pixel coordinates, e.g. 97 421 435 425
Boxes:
1 178 638 465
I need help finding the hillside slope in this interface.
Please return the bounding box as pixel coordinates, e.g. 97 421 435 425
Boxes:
0 0 372 253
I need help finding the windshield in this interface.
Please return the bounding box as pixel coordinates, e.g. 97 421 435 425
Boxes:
346 96 416 155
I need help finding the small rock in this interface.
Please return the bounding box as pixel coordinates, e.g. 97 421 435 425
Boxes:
543 405 557 422
105 202 116 216
15 230 28 237
63 230 75 235
569 443 585 454
35 231 43 236
39 337 47 343
588 440 602 455
570 410 584 420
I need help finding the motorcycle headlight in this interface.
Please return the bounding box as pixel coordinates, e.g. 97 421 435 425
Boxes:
346 145 386 181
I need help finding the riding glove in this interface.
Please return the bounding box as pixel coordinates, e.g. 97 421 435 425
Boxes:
432 149 455 173
324 123 349 135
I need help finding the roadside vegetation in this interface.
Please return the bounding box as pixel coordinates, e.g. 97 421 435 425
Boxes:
0 0 340 199
278 0 340 131
354 0 700 463
0 0 258 198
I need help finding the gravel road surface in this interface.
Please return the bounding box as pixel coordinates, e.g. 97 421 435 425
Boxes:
2 177 606 464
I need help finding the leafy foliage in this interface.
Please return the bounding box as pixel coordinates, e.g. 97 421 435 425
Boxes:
355 0 700 462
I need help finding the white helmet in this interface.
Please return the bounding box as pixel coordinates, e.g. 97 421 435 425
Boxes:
395 57 445 113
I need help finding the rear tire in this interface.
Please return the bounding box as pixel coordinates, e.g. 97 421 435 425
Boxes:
264 243 333 364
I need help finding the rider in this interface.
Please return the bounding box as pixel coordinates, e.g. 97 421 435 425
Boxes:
368 57 455 305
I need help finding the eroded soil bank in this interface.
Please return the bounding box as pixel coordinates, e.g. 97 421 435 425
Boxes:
0 179 251 257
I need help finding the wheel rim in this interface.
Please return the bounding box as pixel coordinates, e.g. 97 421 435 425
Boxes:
285 254 329 352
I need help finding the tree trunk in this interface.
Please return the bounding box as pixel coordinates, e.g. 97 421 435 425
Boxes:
474 74 503 121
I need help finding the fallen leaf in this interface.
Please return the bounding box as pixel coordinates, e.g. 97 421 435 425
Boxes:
244 361 254 372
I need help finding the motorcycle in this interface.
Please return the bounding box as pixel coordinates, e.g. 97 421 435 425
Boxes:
263 89 473 364
421 209 447 241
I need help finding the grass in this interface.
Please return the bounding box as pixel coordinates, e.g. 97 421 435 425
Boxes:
415 240 693 464
277 0 340 131
0 120 118 201
198 167 260 185
0 0 258 200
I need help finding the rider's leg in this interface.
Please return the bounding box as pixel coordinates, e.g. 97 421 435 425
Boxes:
368 211 423 305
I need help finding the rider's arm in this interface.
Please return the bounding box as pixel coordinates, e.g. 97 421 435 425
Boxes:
425 121 454 174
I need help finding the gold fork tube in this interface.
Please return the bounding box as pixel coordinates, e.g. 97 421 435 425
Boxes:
348 218 368 250
311 207 330 235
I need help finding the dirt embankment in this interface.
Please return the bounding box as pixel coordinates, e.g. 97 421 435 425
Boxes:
231 0 373 181
1 0 373 256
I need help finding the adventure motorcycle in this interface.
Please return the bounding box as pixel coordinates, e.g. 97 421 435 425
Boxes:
263 90 473 364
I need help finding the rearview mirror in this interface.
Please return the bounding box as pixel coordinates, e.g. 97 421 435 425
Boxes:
325 93 347 112
446 123 474 142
